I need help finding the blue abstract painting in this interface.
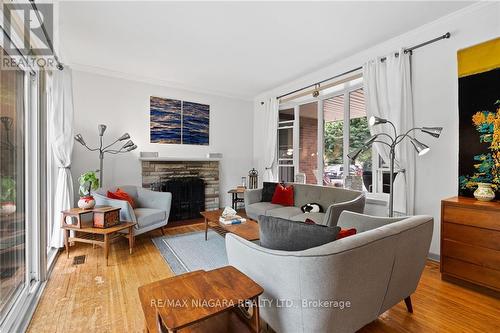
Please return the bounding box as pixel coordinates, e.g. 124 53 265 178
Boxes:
150 97 182 144
150 96 209 145
182 101 210 145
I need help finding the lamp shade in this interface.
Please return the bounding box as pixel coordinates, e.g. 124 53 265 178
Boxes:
364 135 378 146
74 134 86 146
410 137 430 156
126 144 138 152
118 133 130 141
1 116 13 130
368 116 387 126
421 127 443 138
98 124 107 136
122 140 134 149
347 147 364 161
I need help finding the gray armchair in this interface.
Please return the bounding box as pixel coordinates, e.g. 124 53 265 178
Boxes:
93 185 171 236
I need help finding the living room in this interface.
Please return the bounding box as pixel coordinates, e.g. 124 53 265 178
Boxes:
0 1 499 332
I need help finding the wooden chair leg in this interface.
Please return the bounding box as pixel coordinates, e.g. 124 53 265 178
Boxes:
404 296 413 313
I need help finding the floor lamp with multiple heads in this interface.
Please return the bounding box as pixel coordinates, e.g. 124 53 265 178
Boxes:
74 124 137 187
347 116 442 217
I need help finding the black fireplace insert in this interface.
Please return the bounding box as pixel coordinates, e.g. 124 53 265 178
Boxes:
154 177 205 221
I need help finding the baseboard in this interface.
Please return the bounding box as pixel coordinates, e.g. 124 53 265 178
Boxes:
428 252 440 262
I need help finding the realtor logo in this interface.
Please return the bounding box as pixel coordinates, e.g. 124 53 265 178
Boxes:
2 2 55 69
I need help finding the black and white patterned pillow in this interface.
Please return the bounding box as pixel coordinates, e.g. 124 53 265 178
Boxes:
300 203 323 213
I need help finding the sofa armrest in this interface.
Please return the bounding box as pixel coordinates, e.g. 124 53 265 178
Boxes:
93 193 137 223
337 211 406 233
244 188 262 206
324 194 366 227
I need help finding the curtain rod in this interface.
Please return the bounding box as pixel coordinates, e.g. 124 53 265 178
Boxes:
272 32 451 102
29 0 64 70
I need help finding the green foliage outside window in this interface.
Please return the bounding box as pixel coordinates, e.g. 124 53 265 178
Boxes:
324 117 372 170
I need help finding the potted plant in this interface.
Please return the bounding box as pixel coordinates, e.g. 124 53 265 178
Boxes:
0 176 16 215
78 170 99 209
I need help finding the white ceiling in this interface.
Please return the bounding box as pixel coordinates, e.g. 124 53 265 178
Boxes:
59 1 472 100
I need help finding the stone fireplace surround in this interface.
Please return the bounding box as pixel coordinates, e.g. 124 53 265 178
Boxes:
140 157 220 211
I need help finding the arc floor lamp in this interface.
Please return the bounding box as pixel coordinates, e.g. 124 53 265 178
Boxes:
74 124 137 186
347 116 442 217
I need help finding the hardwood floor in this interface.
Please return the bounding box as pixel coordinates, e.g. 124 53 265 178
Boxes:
28 223 500 333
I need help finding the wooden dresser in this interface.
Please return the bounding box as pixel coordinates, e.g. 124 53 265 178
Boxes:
441 196 500 294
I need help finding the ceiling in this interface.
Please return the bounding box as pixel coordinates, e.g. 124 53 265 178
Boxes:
59 1 472 100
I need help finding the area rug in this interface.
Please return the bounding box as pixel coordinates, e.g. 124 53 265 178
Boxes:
152 230 228 275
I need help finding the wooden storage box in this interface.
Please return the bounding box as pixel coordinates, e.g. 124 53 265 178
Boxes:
61 208 94 229
93 207 121 228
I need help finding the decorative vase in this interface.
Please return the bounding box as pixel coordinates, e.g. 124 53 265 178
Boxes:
78 196 96 209
473 183 495 202
0 202 16 215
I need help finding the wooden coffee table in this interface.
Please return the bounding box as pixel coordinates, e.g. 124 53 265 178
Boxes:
62 221 136 266
200 209 259 241
138 266 263 333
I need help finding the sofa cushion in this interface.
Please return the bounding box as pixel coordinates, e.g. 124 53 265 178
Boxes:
271 184 294 206
245 202 283 220
133 208 166 228
267 206 302 219
290 212 326 225
259 216 340 251
262 182 278 202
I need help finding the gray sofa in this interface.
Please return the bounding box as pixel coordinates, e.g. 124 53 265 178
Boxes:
93 185 172 236
226 211 433 333
244 183 365 226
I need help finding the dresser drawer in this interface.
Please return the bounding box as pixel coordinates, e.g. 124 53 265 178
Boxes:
442 239 500 270
443 206 500 231
442 257 500 291
442 222 500 251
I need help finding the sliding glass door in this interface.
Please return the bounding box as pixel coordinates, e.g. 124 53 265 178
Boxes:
0 51 26 321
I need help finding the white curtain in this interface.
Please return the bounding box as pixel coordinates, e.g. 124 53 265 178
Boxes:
363 49 415 215
262 97 279 182
49 68 75 248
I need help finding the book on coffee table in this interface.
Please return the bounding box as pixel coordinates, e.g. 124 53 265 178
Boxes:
219 215 247 225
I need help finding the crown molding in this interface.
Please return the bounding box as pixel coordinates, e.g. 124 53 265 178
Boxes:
252 1 494 101
68 62 253 102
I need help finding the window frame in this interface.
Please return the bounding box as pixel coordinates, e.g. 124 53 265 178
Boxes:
0 60 48 333
277 75 384 194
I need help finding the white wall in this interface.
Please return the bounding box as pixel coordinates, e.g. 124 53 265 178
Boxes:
253 3 500 256
71 70 254 208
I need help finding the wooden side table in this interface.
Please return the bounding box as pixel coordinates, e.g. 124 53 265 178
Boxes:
228 188 246 210
62 221 136 265
138 266 263 333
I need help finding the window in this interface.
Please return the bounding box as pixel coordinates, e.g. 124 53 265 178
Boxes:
298 102 318 184
278 75 382 193
0 51 26 320
0 47 47 332
278 109 294 182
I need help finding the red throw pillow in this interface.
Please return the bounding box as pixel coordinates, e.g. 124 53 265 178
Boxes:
304 218 316 225
337 228 357 239
271 184 294 206
107 188 136 208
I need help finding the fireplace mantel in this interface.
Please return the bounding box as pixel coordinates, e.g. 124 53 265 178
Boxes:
139 156 221 162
